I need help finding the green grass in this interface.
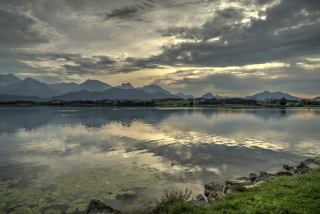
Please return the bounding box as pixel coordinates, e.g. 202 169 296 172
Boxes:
151 189 193 213
152 169 320 214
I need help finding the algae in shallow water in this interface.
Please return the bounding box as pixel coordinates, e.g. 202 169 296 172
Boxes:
0 164 168 214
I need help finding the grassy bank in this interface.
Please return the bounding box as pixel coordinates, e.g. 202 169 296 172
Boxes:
151 167 320 214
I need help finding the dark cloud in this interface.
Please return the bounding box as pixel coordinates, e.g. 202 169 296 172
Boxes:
105 0 156 21
154 0 320 67
0 7 63 47
254 0 274 5
13 52 162 76
46 53 116 75
168 73 264 91
151 62 320 96
160 6 246 41
55 54 162 75
0 0 319 96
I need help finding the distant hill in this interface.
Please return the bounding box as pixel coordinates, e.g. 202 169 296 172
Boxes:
71 79 112 92
174 93 194 100
117 83 135 90
49 82 78 94
137 85 171 95
0 74 21 87
51 88 181 101
314 96 320 100
0 78 58 98
245 90 302 100
200 93 223 99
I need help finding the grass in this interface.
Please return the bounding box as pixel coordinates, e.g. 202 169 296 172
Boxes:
151 168 320 214
151 189 193 213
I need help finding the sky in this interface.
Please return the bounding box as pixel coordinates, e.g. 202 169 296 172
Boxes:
0 0 319 98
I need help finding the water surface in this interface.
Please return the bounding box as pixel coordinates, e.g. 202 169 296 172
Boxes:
0 107 319 213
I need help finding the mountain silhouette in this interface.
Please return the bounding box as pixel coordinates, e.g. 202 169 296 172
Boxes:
174 93 194 100
117 83 135 89
71 79 112 92
49 82 79 94
0 77 58 98
200 93 223 99
137 85 171 95
51 88 181 101
0 74 21 87
245 90 302 100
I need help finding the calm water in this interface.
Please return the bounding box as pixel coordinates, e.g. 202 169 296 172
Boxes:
0 107 320 213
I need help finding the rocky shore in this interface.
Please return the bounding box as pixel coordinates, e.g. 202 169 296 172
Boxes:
85 157 320 214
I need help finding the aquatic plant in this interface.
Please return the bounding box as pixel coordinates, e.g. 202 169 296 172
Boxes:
0 163 168 214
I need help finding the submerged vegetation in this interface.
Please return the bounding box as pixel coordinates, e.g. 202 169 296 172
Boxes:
150 168 320 214
0 163 167 214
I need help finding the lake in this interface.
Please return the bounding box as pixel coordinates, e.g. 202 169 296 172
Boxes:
0 106 319 213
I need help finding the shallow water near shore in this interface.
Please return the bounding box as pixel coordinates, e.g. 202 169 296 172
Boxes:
0 106 319 213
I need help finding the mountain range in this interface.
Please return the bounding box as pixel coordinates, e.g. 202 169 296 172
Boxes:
0 74 190 100
201 93 224 99
245 90 303 101
0 76 58 98
51 88 180 101
0 74 318 101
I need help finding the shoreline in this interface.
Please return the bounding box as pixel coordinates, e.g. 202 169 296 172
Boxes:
1 103 320 108
90 157 320 214
149 157 320 214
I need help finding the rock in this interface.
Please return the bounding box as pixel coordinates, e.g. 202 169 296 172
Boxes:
207 191 225 204
249 173 257 182
223 184 233 194
283 164 294 170
236 177 251 182
187 200 209 207
226 180 251 186
275 171 294 177
192 194 206 201
188 194 209 207
204 182 224 197
254 171 276 183
86 200 122 214
296 158 320 174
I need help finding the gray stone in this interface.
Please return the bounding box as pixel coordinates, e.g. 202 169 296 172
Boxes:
86 200 121 214
207 191 225 204
296 158 320 174
187 200 209 207
226 180 252 186
275 171 294 177
192 194 206 201
249 173 257 182
223 184 233 194
283 164 294 170
204 182 224 197
254 171 276 183
236 177 251 182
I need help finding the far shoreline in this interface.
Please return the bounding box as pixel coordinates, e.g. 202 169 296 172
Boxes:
1 103 320 108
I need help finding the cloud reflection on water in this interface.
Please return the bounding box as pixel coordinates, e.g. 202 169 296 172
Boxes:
0 107 319 213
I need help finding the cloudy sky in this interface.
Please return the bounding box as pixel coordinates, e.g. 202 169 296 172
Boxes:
0 0 319 97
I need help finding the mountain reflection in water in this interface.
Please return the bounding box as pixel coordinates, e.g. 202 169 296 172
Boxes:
0 107 319 213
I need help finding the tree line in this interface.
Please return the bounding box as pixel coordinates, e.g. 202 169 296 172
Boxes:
197 98 258 105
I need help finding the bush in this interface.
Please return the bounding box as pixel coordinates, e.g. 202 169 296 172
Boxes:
152 189 192 213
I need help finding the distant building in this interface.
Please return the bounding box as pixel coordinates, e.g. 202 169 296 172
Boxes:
51 100 62 104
